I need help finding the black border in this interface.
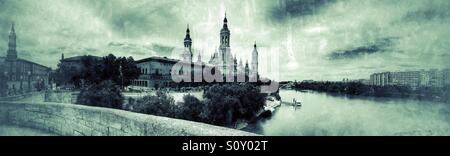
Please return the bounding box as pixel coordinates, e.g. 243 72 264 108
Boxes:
1 136 448 154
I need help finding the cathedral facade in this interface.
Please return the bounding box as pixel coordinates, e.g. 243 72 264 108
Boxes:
206 14 260 82
132 14 261 89
0 23 52 96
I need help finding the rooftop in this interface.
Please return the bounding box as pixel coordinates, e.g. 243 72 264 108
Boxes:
0 56 51 70
136 56 205 67
61 55 102 62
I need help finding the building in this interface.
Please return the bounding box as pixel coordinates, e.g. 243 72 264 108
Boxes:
181 25 193 63
133 13 261 89
133 56 205 88
0 23 52 96
208 13 259 81
370 69 449 89
59 55 102 71
370 72 394 86
251 42 259 80
443 68 450 86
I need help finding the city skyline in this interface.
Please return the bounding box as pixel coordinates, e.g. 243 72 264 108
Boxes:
1 0 449 81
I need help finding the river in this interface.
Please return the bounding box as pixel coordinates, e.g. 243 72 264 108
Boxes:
244 89 450 136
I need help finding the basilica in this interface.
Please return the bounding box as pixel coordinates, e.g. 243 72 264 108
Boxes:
181 13 260 81
133 14 260 88
0 23 52 96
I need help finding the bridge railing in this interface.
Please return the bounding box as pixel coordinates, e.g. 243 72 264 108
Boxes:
0 101 258 136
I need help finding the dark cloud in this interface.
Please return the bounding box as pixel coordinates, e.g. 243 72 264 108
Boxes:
403 7 450 22
269 0 335 22
328 37 398 60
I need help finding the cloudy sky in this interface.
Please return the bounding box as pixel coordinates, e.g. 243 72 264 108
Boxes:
0 0 449 81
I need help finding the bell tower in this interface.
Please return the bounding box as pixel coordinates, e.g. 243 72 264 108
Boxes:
220 13 230 48
6 23 17 61
183 24 193 63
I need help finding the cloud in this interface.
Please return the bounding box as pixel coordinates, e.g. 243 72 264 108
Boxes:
402 1 450 22
0 0 449 80
268 0 336 23
328 37 398 60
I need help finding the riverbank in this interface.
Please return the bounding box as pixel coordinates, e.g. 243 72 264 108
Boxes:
290 82 450 103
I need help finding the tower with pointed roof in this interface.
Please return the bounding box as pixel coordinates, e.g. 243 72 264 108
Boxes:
220 13 230 49
219 13 233 79
251 42 259 80
182 24 193 63
245 60 250 78
6 23 17 61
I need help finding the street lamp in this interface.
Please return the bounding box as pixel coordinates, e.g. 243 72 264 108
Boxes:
20 75 23 93
28 71 31 92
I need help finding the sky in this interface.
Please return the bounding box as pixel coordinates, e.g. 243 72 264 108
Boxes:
0 0 449 81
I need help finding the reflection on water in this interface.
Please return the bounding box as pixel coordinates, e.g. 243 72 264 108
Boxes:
244 90 450 136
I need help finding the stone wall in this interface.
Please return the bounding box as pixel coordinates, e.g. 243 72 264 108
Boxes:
0 101 257 136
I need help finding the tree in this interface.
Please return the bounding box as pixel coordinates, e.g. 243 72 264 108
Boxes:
178 94 204 122
202 83 267 126
132 90 177 118
76 80 124 109
117 56 140 87
53 54 140 89
53 61 83 88
81 55 103 85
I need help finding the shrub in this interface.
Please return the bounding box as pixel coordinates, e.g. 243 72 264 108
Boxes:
178 94 204 122
201 83 267 126
76 80 124 109
132 90 177 118
128 84 267 127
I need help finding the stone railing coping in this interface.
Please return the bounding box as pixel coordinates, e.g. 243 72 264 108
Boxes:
0 101 259 136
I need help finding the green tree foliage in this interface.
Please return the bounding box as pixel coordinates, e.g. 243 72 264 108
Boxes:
53 61 83 88
80 56 103 84
54 54 140 89
129 83 267 127
202 83 266 126
109 55 140 87
131 90 177 118
76 80 124 109
178 94 204 122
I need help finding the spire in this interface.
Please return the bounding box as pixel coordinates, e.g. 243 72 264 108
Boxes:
197 52 202 63
224 12 228 23
184 24 192 48
222 12 228 30
9 22 16 38
220 12 230 48
11 22 15 34
254 41 257 48
185 24 191 39
6 22 17 61
186 24 190 33
61 53 65 60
